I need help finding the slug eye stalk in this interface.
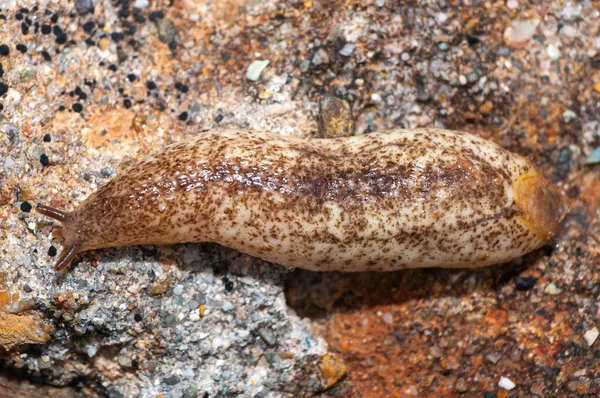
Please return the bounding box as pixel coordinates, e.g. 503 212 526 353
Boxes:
36 204 67 222
36 204 79 271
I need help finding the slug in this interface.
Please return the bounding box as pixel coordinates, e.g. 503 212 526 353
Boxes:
37 128 569 272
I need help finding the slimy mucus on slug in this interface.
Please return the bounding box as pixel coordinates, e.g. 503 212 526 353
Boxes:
37 128 569 272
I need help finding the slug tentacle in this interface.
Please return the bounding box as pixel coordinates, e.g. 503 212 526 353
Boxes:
54 245 79 272
36 205 68 222
36 205 80 270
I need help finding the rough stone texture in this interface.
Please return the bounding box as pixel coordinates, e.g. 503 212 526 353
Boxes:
0 0 599 397
0 372 83 398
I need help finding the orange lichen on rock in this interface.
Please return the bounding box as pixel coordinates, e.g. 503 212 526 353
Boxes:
318 353 347 390
0 311 53 350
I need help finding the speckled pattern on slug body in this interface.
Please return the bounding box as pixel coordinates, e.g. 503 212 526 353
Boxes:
40 128 568 272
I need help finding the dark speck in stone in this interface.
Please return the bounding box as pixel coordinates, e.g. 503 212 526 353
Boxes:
40 153 50 167
43 134 52 142
20 201 32 213
175 82 189 93
72 103 83 113
149 11 164 21
0 44 9 56
222 277 234 292
82 20 95 33
124 99 132 108
515 276 538 291
178 111 188 121
48 246 58 257
55 33 67 44
111 32 124 42
164 376 180 386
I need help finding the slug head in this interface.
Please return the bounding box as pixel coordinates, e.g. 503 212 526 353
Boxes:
513 173 570 241
36 205 80 271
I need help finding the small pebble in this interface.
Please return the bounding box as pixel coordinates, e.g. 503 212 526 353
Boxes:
299 59 311 73
545 282 561 296
75 0 95 15
585 147 600 165
192 292 206 304
583 327 599 346
164 314 177 327
498 376 516 391
156 19 179 45
339 43 355 57
504 21 536 44
312 48 329 66
563 109 577 122
258 328 277 346
48 246 57 257
246 60 270 81
164 375 180 386
173 285 184 296
547 44 560 60
133 0 149 8
118 355 132 367
515 276 537 291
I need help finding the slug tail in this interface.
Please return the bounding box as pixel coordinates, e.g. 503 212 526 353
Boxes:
36 205 68 223
55 246 79 271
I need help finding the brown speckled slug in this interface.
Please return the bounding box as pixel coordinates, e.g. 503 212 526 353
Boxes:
37 128 569 272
